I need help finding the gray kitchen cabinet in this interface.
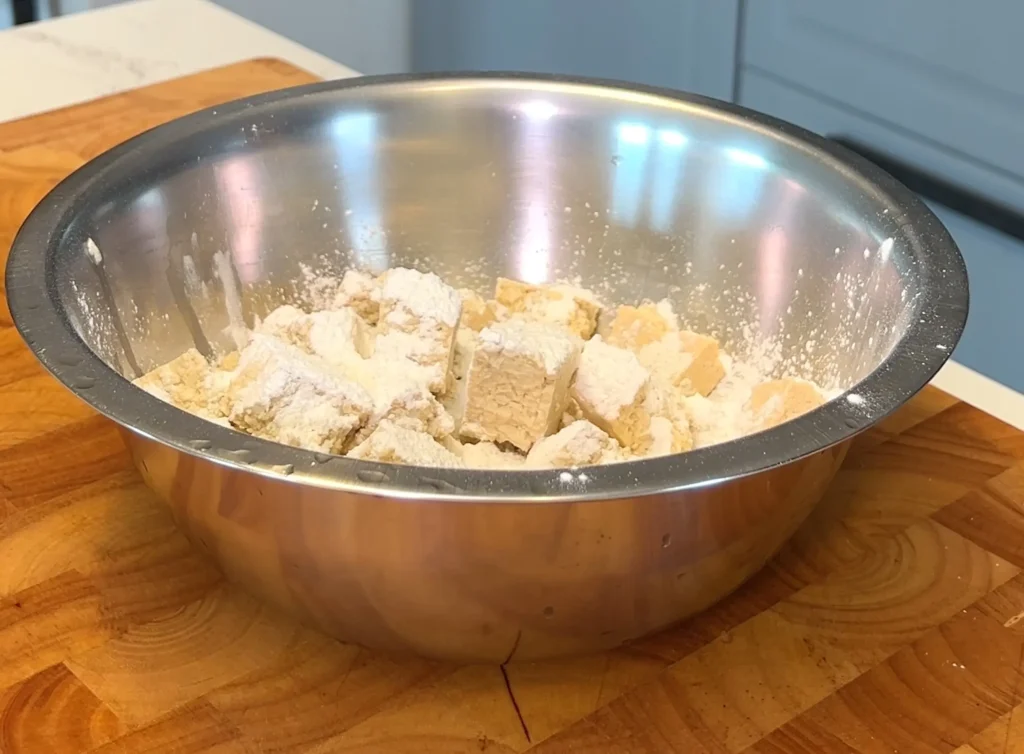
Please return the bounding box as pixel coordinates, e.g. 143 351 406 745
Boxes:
411 0 740 102
742 69 1024 393
743 0 1024 179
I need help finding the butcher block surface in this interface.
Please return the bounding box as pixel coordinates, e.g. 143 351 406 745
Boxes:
3 59 1024 754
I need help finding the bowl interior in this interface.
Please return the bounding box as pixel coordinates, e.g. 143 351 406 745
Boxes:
57 78 934 388
6 75 966 500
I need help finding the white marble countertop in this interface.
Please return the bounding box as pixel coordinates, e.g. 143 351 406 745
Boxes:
2 0 1022 431
0 0 355 123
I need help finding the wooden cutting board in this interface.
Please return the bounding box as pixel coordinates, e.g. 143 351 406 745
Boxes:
2 59 1024 754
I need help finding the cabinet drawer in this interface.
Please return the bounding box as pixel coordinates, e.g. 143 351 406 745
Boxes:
742 0 1024 179
741 70 1024 392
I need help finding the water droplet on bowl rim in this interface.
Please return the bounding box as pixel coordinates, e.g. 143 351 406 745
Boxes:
357 469 389 484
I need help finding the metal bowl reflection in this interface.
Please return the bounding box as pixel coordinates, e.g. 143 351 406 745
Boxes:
6 74 967 661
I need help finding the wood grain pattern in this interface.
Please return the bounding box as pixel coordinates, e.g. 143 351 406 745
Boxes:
0 663 123 754
3 59 1024 752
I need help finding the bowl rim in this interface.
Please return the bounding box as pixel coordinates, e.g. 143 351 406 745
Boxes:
5 71 968 503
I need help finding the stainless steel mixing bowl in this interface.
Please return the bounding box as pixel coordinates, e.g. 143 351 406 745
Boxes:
6 74 967 662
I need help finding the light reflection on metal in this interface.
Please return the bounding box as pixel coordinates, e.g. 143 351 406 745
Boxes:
130 188 168 250
757 178 805 333
137 187 165 210
611 122 651 227
333 112 387 271
518 202 552 284
213 156 264 284
724 147 769 170
649 129 689 232
518 99 558 121
713 146 770 223
515 107 555 284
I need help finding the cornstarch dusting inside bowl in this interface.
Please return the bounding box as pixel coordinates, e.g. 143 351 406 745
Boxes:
133 267 831 470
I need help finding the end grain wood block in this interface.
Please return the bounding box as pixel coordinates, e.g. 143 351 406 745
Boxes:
934 461 1024 569
204 631 444 753
0 417 131 511
0 327 48 389
87 700 246 754
65 586 299 727
751 603 1024 753
0 571 118 692
0 663 123 754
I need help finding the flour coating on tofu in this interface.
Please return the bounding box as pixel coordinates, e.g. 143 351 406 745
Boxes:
525 420 621 468
744 378 825 432
134 348 219 418
494 278 600 338
600 302 678 351
259 305 370 364
643 416 691 457
375 268 462 392
638 383 694 456
334 269 381 324
348 421 464 467
353 368 454 442
462 441 526 469
637 330 725 397
571 337 652 452
225 335 372 453
458 288 503 332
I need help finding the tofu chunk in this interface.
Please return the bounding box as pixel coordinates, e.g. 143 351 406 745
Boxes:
745 378 825 432
379 268 462 335
601 301 677 351
305 309 372 361
639 382 694 456
461 319 581 451
372 331 452 394
450 327 477 382
561 395 584 429
226 335 372 453
458 289 503 332
259 305 370 364
218 350 241 372
494 278 600 338
462 441 526 470
571 337 652 452
441 328 477 431
375 268 462 393
134 348 217 416
333 269 381 324
354 367 454 442
644 416 692 458
525 420 621 468
258 304 306 340
348 421 464 468
637 330 725 397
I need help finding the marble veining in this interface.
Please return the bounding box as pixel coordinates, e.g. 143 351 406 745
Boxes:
0 0 353 124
